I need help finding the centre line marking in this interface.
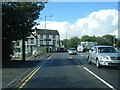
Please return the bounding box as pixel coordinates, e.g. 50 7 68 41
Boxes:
18 54 54 89
83 67 117 90
19 67 41 88
47 54 54 60
16 68 38 88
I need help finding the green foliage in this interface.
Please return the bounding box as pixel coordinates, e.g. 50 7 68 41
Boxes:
80 35 115 46
116 40 120 48
62 37 80 49
80 35 96 42
67 37 80 48
62 34 119 50
2 2 45 40
2 2 46 61
102 34 115 44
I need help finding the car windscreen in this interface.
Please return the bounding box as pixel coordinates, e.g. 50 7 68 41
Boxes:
70 48 76 50
98 47 118 53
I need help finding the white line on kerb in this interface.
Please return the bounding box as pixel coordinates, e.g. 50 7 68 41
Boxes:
6 68 32 87
83 67 117 90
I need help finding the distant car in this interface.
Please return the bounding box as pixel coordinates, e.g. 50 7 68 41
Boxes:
69 48 77 55
77 45 84 52
88 45 120 68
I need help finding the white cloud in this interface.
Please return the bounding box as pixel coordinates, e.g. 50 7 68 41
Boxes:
34 9 118 40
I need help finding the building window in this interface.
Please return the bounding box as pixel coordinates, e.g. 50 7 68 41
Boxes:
40 35 43 39
57 41 59 44
16 41 19 46
31 38 34 44
46 41 49 45
53 40 56 45
25 40 28 44
46 35 49 39
53 35 56 39
40 40 43 45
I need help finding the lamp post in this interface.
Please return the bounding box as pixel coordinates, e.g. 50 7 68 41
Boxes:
113 35 116 47
44 15 53 53
66 28 69 50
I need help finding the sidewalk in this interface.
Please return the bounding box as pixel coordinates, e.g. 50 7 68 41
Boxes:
2 53 52 88
11 53 51 61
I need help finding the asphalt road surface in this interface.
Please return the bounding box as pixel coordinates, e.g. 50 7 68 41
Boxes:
5 52 120 89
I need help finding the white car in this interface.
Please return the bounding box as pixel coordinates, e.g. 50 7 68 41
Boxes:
69 48 77 55
77 45 84 52
88 45 120 68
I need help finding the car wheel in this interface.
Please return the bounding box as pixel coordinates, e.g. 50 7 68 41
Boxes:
96 59 101 68
88 56 92 64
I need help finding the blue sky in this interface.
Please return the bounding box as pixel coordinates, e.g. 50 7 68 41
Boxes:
38 2 118 23
35 2 118 40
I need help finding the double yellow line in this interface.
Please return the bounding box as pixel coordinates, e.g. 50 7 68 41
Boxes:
16 67 41 88
16 54 54 89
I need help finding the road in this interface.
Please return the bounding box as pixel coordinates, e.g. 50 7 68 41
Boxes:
6 52 120 89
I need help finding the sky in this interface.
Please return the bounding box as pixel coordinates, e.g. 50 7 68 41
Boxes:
34 2 119 40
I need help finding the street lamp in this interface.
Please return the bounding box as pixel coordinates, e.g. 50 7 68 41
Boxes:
44 15 53 53
113 35 116 47
66 28 69 50
45 15 53 29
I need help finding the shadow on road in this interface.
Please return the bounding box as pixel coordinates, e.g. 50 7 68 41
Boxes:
2 60 41 68
42 58 79 68
103 66 120 69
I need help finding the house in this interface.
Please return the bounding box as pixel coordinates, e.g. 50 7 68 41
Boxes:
35 29 60 52
59 41 65 52
12 29 60 57
12 34 37 57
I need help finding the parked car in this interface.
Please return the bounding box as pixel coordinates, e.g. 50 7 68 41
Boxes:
87 45 120 68
68 48 77 55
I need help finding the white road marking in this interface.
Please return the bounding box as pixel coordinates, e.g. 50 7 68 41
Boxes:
83 67 117 90
47 54 54 60
69 57 72 59
76 65 80 67
69 56 80 65
74 59 80 65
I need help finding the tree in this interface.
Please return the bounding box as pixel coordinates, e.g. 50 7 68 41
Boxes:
102 34 115 45
80 35 96 42
116 40 120 48
62 39 67 50
2 2 46 62
67 37 80 49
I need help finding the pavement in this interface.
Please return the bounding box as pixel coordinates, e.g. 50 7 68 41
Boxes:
2 53 52 88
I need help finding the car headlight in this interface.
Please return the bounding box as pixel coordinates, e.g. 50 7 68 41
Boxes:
99 56 110 60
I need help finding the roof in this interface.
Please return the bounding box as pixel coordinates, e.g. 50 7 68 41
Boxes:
36 29 59 35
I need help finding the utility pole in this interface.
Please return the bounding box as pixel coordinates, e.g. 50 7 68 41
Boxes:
66 28 69 50
44 15 53 53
